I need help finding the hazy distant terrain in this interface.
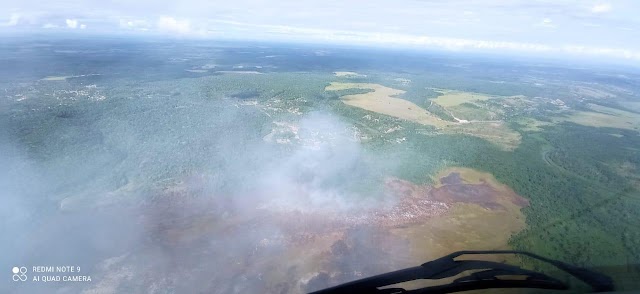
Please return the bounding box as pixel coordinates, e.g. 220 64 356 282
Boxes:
1 38 640 293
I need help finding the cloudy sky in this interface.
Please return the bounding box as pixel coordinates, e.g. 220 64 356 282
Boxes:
1 0 639 62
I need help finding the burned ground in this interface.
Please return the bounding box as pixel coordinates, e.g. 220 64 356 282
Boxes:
80 168 529 293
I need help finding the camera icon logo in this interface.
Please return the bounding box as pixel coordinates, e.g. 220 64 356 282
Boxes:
12 267 27 282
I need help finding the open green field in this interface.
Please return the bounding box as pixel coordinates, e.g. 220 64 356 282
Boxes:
431 88 495 107
558 103 640 131
325 82 522 150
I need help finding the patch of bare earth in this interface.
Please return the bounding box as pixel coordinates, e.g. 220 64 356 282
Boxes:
325 82 521 150
86 169 529 293
326 82 449 128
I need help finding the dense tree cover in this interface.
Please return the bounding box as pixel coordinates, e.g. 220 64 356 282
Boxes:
405 124 639 286
4 41 639 289
322 89 640 287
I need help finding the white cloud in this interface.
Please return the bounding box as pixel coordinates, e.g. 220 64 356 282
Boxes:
371 33 554 52
563 45 640 60
157 16 191 34
2 13 21 27
119 19 150 30
536 18 556 28
212 21 639 61
591 3 612 13
231 22 555 53
582 22 602 28
119 20 132 28
8 13 20 26
42 23 59 29
66 19 78 29
64 19 86 29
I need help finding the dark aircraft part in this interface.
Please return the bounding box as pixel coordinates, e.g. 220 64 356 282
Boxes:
310 250 614 294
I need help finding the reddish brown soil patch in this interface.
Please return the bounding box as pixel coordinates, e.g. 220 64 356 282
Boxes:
140 171 528 251
430 171 530 210
509 191 530 207
439 172 464 185
98 169 529 293
431 183 506 210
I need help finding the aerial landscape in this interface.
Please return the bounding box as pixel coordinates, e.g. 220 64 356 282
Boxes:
1 37 638 293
